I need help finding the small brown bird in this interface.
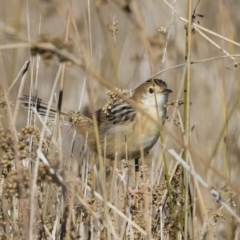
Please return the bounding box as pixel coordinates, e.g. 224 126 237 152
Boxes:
20 79 172 160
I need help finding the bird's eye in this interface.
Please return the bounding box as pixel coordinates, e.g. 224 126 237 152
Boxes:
149 87 154 94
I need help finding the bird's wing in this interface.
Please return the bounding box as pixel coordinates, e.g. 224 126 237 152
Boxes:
91 100 136 126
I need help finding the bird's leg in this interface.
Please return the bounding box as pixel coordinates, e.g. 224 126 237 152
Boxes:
134 158 140 208
135 158 139 173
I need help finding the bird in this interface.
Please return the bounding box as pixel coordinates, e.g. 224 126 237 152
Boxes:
20 79 172 160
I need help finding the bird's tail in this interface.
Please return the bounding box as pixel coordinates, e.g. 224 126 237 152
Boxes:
19 94 70 124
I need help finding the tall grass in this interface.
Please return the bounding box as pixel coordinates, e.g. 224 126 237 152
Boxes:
0 0 240 239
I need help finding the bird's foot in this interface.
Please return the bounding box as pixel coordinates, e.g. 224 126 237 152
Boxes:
128 187 142 199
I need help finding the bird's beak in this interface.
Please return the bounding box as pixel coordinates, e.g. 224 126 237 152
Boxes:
163 88 172 94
